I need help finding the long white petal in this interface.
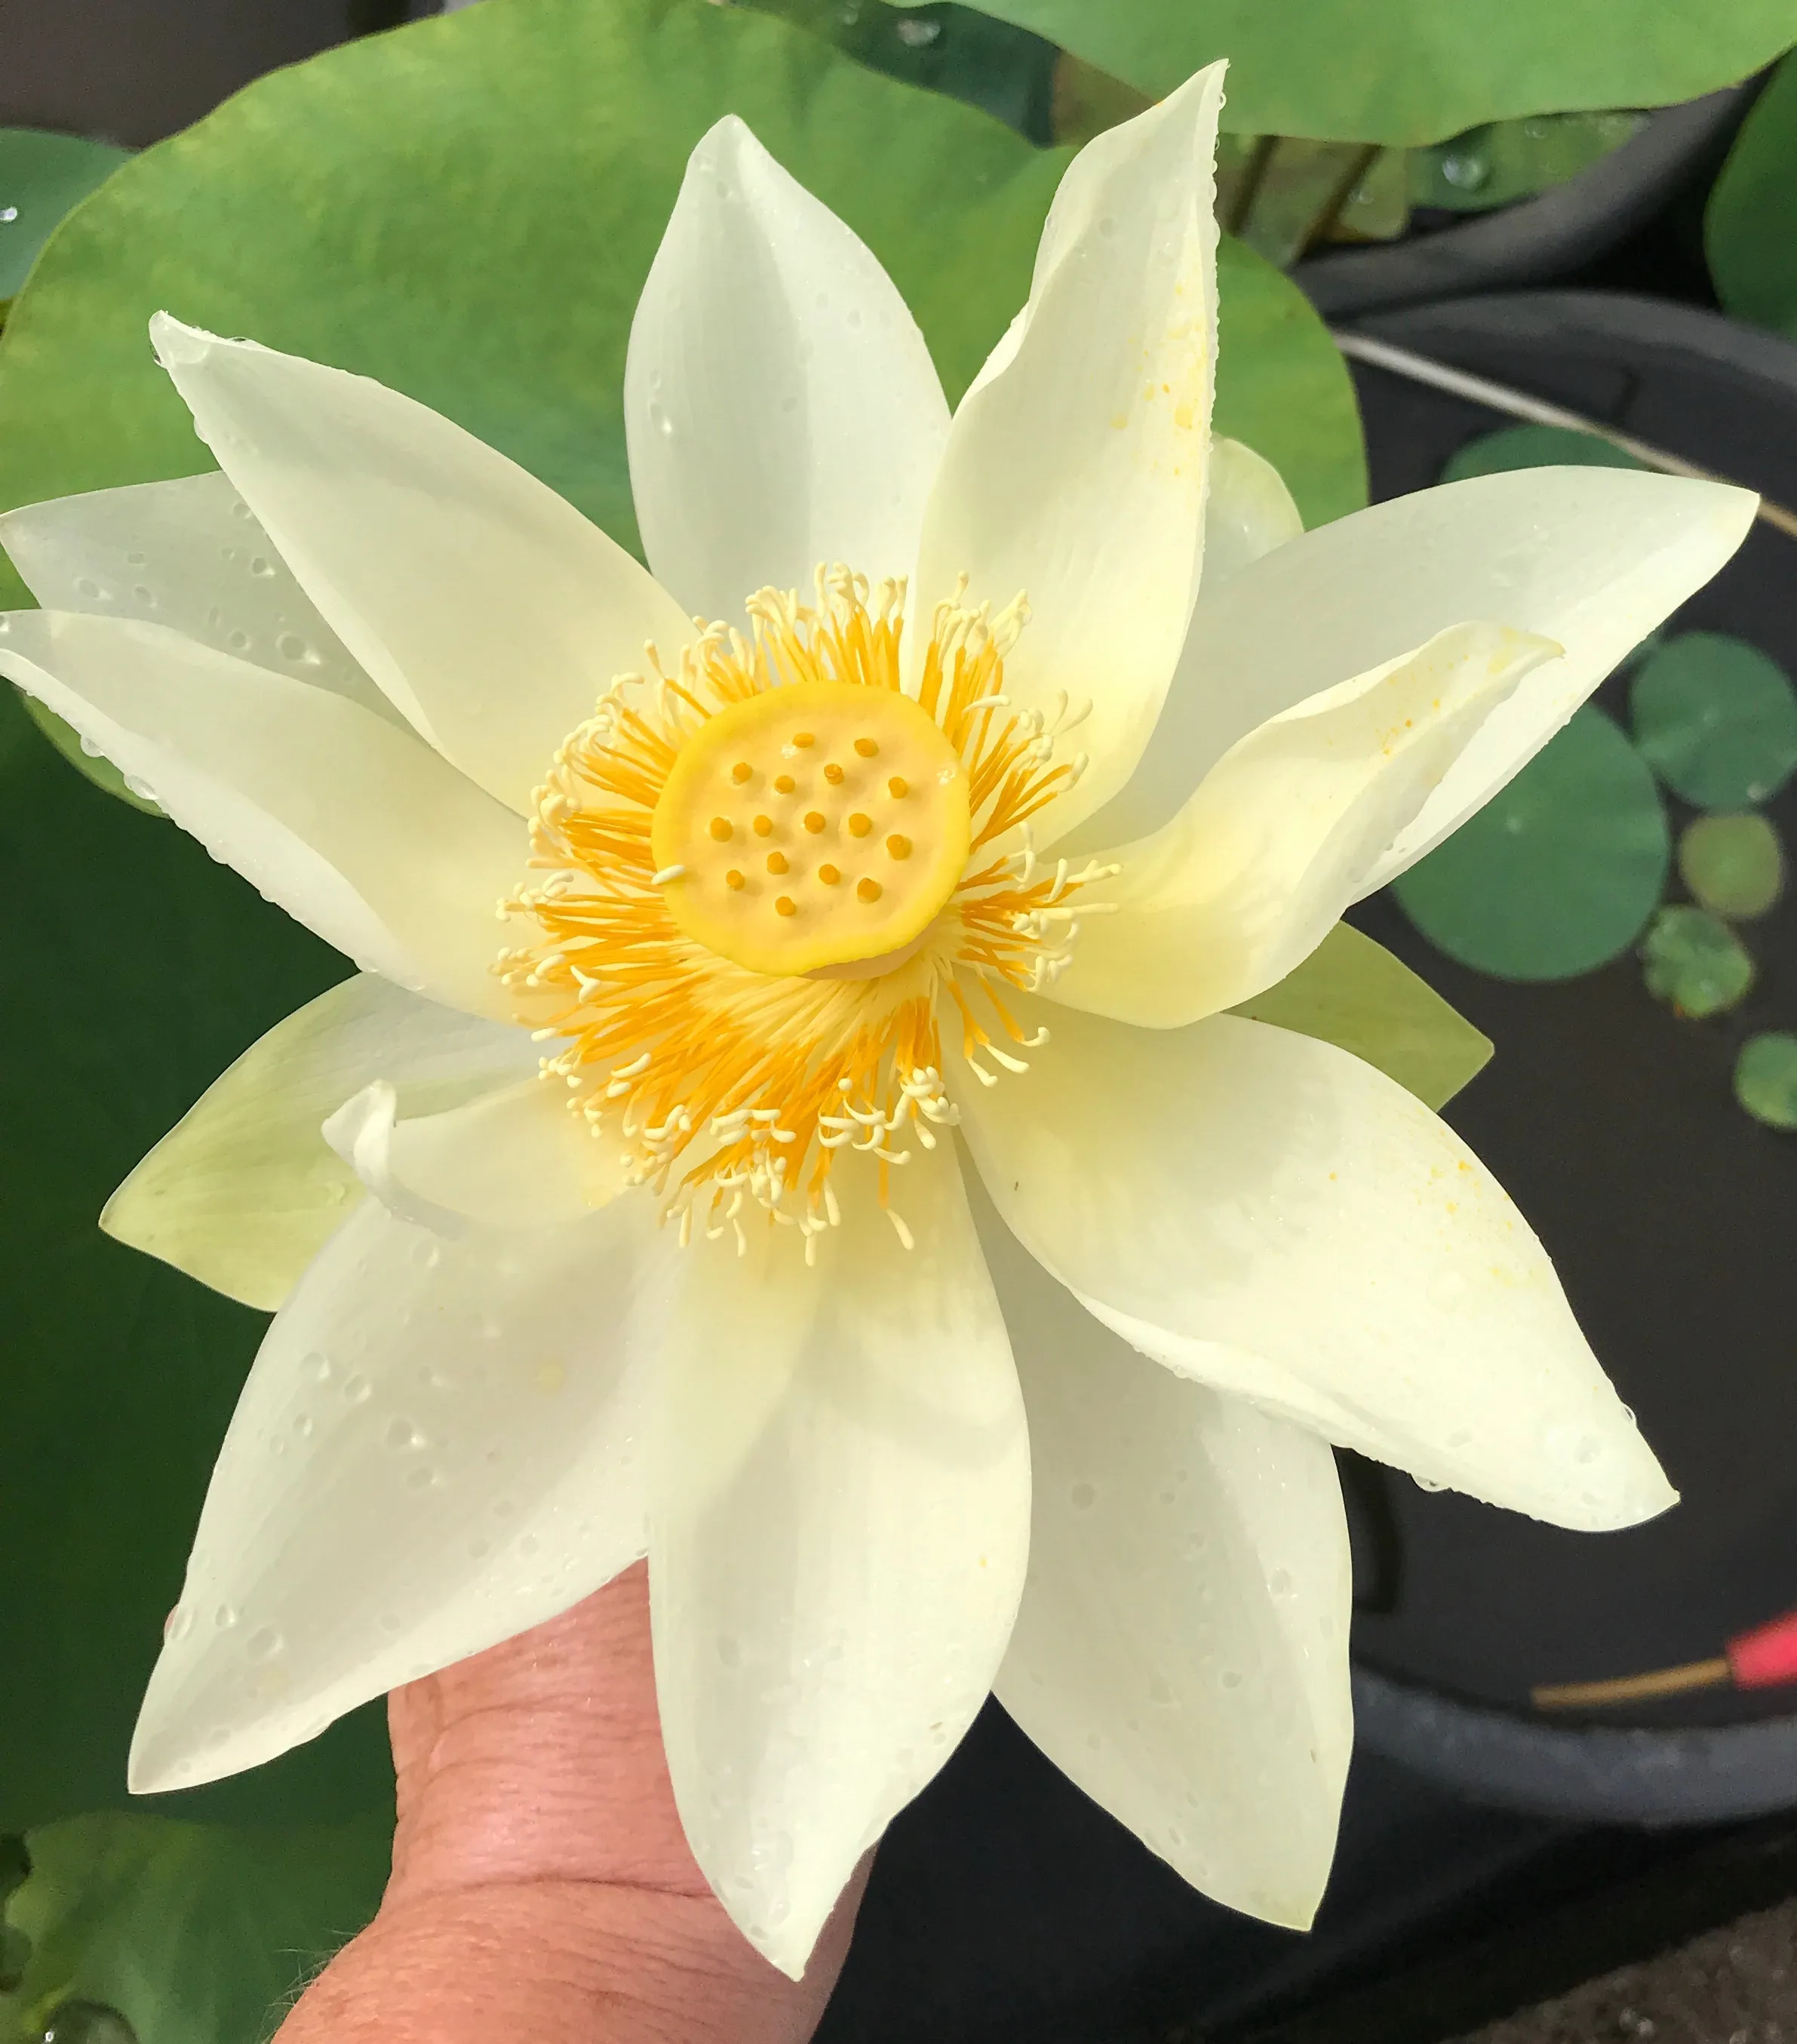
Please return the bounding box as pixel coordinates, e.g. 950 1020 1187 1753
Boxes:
103 976 539 1311
128 1192 674 1794
978 1203 1350 1928
324 1076 627 1232
0 472 401 726
625 116 949 625
1095 468 1752 866
1052 622 1558 1028
0 609 524 1016
650 1147 1029 1978
955 997 1673 1531
912 63 1225 841
148 316 693 813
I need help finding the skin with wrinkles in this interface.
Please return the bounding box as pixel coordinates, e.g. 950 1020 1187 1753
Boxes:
275 1565 862 2042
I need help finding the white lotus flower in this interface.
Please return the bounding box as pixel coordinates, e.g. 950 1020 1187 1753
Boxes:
0 64 1752 1977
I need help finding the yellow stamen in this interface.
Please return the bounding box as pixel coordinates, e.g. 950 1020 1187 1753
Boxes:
500 565 1113 1247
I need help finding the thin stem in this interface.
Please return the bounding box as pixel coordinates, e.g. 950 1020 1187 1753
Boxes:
1333 329 1797 542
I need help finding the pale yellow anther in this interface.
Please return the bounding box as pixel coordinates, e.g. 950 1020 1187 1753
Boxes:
650 678 969 974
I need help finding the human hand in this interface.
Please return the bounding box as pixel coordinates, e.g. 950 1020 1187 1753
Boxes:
275 1561 865 2042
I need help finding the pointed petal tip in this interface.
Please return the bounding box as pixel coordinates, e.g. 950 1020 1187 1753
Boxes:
148 309 213 367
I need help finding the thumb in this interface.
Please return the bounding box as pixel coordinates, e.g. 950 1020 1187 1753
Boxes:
275 1561 865 2042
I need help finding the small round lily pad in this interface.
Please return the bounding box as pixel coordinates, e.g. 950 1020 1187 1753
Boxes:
1640 905 1756 1018
1735 1033 1797 1131
1631 634 1797 809
1392 705 1670 982
1440 423 1642 484
1677 813 1785 920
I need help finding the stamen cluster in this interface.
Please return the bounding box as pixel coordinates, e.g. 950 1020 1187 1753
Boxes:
498 567 1117 1254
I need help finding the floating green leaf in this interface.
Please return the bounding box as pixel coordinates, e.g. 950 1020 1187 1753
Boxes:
917 0 1797 145
1708 51 1797 337
1230 922 1491 1110
1736 1031 1797 1130
0 1813 388 2044
1678 812 1786 918
1631 633 1797 809
0 687 392 1833
1409 112 1645 213
0 131 131 303
1640 905 1756 1017
1392 705 1670 982
0 0 1363 612
1440 423 1642 484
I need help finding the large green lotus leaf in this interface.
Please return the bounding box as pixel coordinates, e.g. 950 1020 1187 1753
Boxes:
1709 52 1797 332
1214 233 1365 524
0 0 1362 619
0 687 392 1832
0 131 132 305
1230 921 1491 1111
917 0 1797 144
0 1812 389 2043
0 0 1064 610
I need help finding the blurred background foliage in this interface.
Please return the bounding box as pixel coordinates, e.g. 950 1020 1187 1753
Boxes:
8 0 1797 2036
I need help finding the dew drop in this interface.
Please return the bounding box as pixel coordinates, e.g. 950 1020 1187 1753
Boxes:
1068 1481 1097 1511
213 1603 238 1631
384 1415 422 1452
304 1350 332 1383
276 631 312 662
292 1412 314 1440
343 1373 372 1405
406 1464 435 1491
717 1634 742 1667
249 555 275 577
1267 1568 1294 1598
73 575 103 599
247 1625 283 1662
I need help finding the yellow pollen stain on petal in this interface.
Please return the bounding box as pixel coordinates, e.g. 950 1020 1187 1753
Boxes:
652 677 970 975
